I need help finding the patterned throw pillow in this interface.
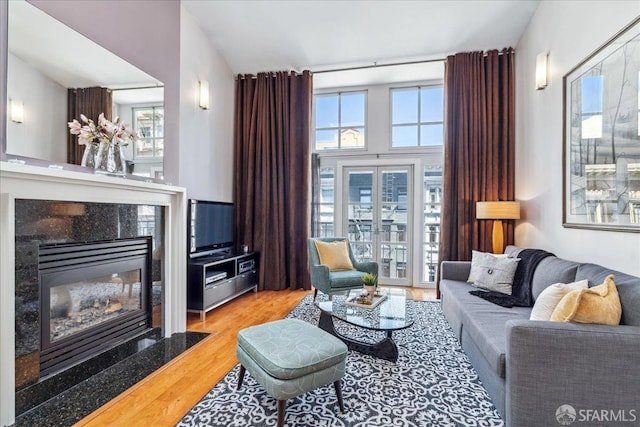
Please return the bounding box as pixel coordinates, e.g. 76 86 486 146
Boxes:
530 280 589 321
313 240 355 271
470 252 520 295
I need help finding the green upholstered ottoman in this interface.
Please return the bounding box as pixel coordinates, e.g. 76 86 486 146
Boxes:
236 318 348 427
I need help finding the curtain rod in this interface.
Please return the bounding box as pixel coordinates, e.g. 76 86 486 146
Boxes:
235 58 445 79
311 48 510 74
237 49 511 78
110 85 164 91
312 57 445 74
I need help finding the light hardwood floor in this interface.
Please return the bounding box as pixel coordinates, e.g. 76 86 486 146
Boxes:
76 286 436 426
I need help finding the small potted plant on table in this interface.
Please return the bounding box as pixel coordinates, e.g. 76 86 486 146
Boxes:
362 273 377 297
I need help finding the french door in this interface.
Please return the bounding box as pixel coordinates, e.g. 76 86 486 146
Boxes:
342 165 413 286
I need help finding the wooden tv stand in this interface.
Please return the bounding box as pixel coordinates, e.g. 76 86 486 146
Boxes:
187 251 259 321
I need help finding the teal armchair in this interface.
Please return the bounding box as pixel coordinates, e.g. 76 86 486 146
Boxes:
308 237 378 300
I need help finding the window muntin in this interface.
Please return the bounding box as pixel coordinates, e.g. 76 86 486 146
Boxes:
391 86 443 147
314 92 366 151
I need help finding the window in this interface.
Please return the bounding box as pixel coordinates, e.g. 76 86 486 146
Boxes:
397 188 407 210
133 106 164 158
311 79 444 285
359 188 372 203
313 167 335 237
391 86 443 147
423 165 442 282
314 92 366 150
137 205 161 251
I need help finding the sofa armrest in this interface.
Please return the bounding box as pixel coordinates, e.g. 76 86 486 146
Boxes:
506 320 640 427
353 261 378 277
440 261 471 282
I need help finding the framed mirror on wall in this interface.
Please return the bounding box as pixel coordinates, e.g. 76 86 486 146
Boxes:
563 16 640 232
2 0 165 180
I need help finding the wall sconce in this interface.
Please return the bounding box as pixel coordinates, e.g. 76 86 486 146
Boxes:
535 52 548 90
476 201 521 254
199 80 210 110
10 99 24 123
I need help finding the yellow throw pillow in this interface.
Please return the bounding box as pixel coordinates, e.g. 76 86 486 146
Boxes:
314 240 355 271
550 275 622 325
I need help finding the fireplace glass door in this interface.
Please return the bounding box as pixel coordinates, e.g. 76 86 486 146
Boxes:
48 268 143 343
39 238 151 377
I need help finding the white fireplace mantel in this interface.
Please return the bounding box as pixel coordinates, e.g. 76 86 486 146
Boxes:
0 162 188 426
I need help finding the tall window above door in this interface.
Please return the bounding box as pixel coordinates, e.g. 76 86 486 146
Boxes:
133 106 164 158
391 86 443 147
314 91 367 151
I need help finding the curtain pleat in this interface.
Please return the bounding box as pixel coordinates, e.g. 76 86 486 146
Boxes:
310 153 320 237
233 71 312 291
438 49 515 297
66 87 112 165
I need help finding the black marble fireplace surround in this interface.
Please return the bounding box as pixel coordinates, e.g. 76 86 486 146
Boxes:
13 199 187 420
15 329 208 427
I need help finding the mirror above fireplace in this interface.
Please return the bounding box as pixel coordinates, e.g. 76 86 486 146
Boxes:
3 0 165 179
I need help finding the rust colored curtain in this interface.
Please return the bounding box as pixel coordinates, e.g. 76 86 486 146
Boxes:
438 48 515 297
233 71 312 291
67 87 112 165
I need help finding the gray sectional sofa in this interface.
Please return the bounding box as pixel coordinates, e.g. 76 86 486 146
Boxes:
439 246 640 427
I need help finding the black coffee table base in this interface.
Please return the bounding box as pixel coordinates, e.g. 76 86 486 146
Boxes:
318 310 399 362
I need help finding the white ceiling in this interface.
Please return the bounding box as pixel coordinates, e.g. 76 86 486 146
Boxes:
182 0 540 88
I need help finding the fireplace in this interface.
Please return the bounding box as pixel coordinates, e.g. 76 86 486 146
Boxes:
38 237 152 377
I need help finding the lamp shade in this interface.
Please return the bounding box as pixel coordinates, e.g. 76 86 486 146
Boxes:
10 99 24 123
535 52 548 90
199 80 210 109
476 201 520 220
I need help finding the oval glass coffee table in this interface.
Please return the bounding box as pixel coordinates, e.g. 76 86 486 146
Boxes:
315 288 414 362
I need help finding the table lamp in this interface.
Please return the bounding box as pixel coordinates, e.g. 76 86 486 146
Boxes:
476 201 520 254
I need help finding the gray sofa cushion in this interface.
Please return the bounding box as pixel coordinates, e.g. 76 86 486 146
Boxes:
530 257 579 301
440 279 471 340
575 263 640 326
441 279 530 378
462 300 530 378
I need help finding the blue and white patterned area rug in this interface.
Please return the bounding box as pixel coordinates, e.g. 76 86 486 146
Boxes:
177 295 503 427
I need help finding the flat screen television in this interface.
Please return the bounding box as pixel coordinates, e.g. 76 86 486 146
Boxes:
188 199 234 258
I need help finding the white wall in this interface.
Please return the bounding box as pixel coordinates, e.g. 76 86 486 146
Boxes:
515 1 640 275
179 6 235 202
6 53 66 163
